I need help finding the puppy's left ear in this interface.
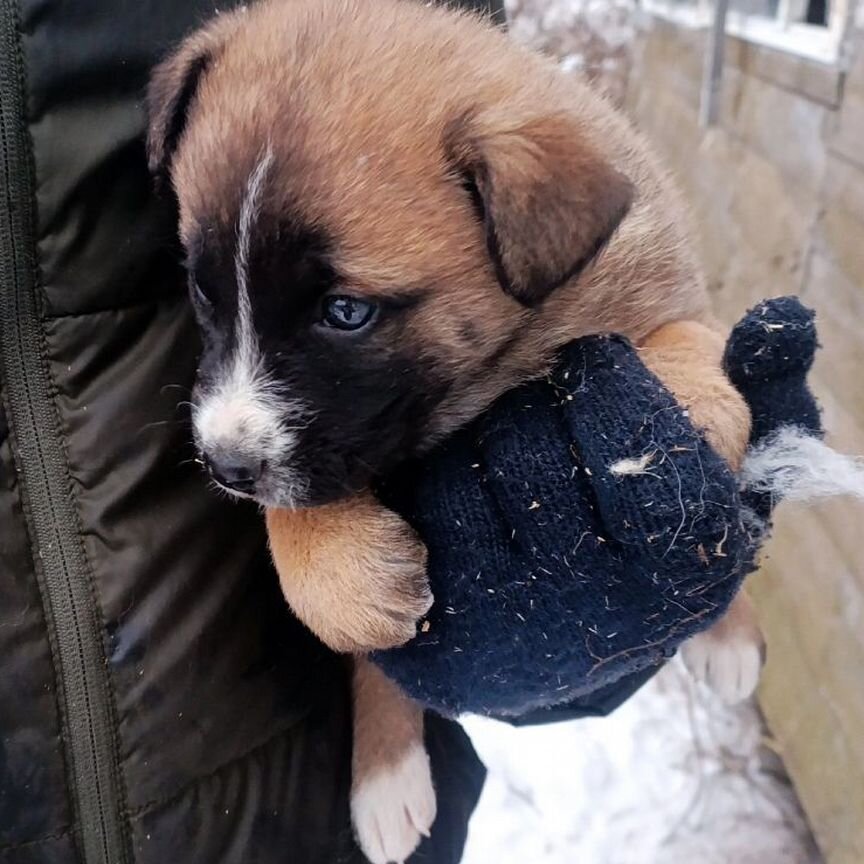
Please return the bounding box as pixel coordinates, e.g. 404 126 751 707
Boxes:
146 12 243 183
448 112 634 306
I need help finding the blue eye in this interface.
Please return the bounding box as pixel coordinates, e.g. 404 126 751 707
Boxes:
321 295 378 331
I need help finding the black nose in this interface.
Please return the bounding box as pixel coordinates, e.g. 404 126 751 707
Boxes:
203 453 263 493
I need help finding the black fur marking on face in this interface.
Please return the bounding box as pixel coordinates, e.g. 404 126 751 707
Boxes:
284 347 452 504
185 227 240 388
247 221 338 330
184 214 454 506
258 279 452 504
186 218 338 367
186 226 236 314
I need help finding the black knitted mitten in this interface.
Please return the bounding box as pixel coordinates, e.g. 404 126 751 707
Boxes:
374 297 821 721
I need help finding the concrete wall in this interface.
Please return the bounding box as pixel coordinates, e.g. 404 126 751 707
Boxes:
625 17 864 864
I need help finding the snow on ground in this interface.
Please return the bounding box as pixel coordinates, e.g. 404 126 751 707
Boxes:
462 660 820 864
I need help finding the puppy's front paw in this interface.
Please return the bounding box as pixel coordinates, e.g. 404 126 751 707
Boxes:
681 624 765 704
352 744 437 864
639 321 752 472
684 379 751 473
267 495 432 653
340 520 433 653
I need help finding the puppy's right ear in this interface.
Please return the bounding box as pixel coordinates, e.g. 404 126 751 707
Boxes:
146 15 240 182
446 109 634 308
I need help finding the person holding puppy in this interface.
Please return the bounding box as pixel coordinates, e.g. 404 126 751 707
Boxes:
0 1 501 862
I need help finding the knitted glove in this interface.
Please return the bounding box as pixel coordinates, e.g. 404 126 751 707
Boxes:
724 296 820 526
374 297 821 721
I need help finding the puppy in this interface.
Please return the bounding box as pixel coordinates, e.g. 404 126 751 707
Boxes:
148 1 761 861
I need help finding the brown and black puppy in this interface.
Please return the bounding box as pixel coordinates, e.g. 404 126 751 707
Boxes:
148 1 760 861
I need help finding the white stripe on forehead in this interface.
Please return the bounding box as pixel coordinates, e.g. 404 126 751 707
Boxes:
234 147 274 363
195 147 282 475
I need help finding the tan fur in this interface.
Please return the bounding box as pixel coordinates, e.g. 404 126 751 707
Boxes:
150 3 761 854
639 321 752 472
266 493 432 653
352 657 424 774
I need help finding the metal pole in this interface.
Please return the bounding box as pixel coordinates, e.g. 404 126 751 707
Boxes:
700 0 730 127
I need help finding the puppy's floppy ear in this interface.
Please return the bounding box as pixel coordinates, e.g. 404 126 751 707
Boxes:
447 111 634 306
146 14 241 182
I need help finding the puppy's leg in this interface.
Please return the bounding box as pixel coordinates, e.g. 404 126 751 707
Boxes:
679 590 765 703
351 657 435 864
266 493 432 654
639 320 764 703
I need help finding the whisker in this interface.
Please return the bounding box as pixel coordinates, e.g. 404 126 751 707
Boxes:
160 383 192 396
177 456 204 469
171 400 199 420
137 419 184 433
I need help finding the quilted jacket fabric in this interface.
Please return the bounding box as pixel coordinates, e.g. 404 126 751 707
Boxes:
0 1 499 861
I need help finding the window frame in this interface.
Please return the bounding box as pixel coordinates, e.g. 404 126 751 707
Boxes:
640 0 853 63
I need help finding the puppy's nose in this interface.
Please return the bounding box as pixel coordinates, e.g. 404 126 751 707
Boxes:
203 452 263 493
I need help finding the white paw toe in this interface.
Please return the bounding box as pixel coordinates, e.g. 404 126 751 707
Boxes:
682 631 764 704
352 744 437 864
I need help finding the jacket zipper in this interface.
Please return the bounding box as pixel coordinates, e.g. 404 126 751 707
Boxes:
0 2 130 861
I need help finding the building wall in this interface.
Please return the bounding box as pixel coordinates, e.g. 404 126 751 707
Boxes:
625 17 864 864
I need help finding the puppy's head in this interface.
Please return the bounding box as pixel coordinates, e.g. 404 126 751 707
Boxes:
148 0 632 508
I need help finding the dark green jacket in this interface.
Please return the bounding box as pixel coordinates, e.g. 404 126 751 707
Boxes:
0 1 500 860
